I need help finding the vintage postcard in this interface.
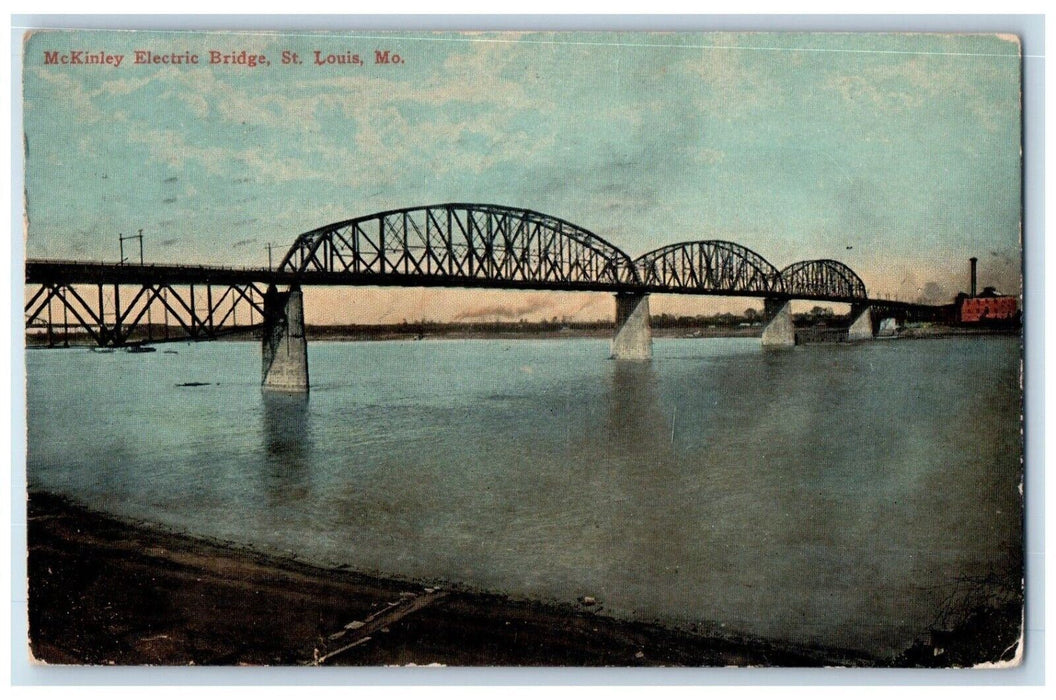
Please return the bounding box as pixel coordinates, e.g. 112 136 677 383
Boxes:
21 29 1023 667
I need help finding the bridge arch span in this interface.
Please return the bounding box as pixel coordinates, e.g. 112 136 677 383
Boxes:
633 241 783 295
278 203 639 289
779 259 867 301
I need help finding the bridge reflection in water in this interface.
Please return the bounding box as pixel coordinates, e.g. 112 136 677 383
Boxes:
25 203 948 391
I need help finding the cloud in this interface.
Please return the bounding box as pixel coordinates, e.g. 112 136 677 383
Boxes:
694 148 726 165
28 70 99 120
126 127 318 183
28 68 151 123
822 53 1017 134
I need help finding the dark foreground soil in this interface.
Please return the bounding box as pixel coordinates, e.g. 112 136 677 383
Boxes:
25 491 881 668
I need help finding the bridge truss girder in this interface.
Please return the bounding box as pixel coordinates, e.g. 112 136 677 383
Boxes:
280 203 640 288
634 241 784 295
25 281 267 347
779 259 868 301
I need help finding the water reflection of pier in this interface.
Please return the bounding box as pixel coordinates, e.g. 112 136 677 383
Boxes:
261 392 312 504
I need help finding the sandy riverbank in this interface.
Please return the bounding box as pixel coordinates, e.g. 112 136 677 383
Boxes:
25 491 877 667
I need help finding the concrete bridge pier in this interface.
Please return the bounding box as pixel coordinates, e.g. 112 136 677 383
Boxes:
262 285 309 392
761 298 796 347
611 292 652 361
847 304 875 341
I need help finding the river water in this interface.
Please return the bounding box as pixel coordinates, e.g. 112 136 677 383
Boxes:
25 336 1022 658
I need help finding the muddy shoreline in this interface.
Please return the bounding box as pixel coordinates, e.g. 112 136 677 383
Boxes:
25 491 879 667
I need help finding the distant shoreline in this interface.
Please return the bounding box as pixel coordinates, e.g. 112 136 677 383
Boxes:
306 326 765 342
25 323 1018 347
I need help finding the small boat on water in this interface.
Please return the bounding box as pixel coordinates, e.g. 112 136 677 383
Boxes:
90 347 114 354
126 345 157 353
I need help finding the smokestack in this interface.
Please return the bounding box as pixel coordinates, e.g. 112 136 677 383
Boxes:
970 257 978 297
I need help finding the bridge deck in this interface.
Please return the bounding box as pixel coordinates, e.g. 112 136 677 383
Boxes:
25 260 935 310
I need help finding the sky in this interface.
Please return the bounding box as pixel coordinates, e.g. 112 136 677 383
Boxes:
22 30 1022 324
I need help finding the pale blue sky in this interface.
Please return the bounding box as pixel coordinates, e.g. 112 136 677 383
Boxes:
23 30 1022 322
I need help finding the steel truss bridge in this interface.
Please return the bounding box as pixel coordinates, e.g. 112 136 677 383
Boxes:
25 203 944 347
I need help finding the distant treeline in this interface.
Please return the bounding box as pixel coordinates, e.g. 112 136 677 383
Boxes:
311 307 843 335
310 319 611 336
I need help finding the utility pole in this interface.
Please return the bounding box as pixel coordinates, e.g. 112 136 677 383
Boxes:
119 229 148 340
266 243 274 271
119 229 144 265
